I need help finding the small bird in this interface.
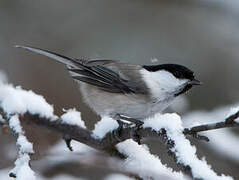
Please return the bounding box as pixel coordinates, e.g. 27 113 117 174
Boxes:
16 46 201 125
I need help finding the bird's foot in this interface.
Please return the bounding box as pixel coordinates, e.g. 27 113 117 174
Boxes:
112 114 144 145
116 114 144 127
113 114 131 129
117 114 144 145
131 124 143 145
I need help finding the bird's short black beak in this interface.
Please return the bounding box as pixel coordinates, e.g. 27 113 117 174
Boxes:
189 79 202 86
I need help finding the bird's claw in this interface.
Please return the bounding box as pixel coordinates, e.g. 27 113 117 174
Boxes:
113 114 144 145
130 122 143 145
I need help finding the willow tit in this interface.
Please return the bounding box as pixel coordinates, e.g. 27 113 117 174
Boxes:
16 46 201 123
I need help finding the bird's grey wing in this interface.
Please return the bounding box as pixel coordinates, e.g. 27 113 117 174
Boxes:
16 46 148 94
69 59 148 94
95 61 149 94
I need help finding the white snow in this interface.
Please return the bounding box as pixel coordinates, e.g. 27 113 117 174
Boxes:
8 115 35 180
17 135 34 154
61 108 86 128
92 116 119 139
0 82 57 120
117 139 185 180
10 153 35 180
0 74 91 180
9 115 34 154
143 113 233 180
8 115 23 134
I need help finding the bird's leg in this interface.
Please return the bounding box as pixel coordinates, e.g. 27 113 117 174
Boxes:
133 132 141 145
117 115 144 145
113 114 131 129
112 114 138 142
131 125 143 145
111 114 127 142
112 114 144 144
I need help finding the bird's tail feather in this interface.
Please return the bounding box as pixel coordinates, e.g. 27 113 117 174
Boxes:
15 45 135 94
15 45 77 67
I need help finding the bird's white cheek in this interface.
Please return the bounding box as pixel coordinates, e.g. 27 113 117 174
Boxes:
140 69 187 99
140 69 165 98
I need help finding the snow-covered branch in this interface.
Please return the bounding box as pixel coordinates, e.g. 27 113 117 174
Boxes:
7 114 35 180
0 80 237 179
1 108 237 179
4 110 237 153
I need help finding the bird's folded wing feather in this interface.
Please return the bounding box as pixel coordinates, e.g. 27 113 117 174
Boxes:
16 46 148 94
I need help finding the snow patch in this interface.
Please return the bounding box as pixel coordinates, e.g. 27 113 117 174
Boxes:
117 139 184 180
8 115 23 134
0 82 56 120
10 153 35 180
61 108 86 128
92 116 119 139
8 115 35 180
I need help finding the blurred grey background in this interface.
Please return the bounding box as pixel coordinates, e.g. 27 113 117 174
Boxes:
1 0 239 179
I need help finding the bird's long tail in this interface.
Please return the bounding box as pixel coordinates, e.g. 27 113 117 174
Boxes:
15 45 77 67
15 45 135 93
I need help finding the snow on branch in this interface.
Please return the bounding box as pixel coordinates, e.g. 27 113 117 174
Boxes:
0 80 56 180
116 139 185 180
0 83 56 119
8 115 35 180
0 79 239 179
61 108 86 128
143 113 232 180
0 78 59 180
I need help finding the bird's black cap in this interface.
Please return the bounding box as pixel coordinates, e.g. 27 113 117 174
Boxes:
143 64 195 80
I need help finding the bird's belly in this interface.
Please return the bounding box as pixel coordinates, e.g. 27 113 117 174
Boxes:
118 99 173 120
79 83 174 120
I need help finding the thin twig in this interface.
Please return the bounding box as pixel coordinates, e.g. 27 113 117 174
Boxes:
183 119 239 134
